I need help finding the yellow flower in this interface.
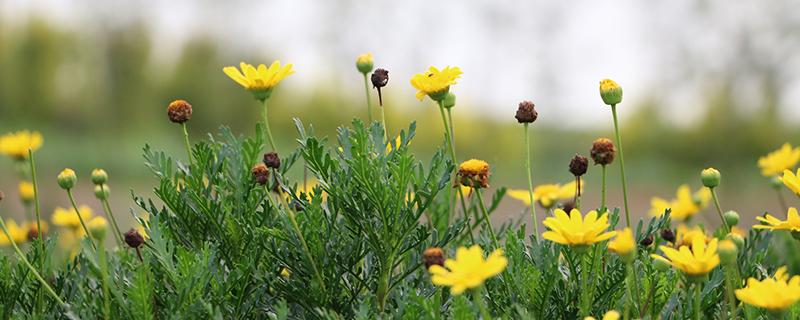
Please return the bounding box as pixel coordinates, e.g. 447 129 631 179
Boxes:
18 181 35 203
542 209 617 246
23 221 48 239
754 207 800 232
86 216 108 240
649 185 710 221
759 144 800 177
0 130 43 160
280 267 291 278
355 53 374 74
585 310 621 320
385 135 407 154
730 226 746 238
782 169 800 196
428 245 507 295
735 266 800 312
675 224 708 246
608 228 635 257
0 219 28 246
410 66 462 101
457 159 490 189
514 180 582 208
52 205 94 228
223 61 294 100
651 237 720 278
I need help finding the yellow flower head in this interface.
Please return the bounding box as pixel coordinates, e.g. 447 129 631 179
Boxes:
457 159 490 189
18 181 35 203
428 245 507 295
0 219 28 246
649 185 711 221
355 53 374 74
759 144 800 177
735 266 800 312
608 228 636 257
675 224 708 247
782 169 800 196
754 207 800 232
223 61 294 100
52 205 94 228
584 310 621 320
599 79 623 106
521 180 583 208
542 209 617 246
651 237 720 277
0 130 43 160
410 66 462 101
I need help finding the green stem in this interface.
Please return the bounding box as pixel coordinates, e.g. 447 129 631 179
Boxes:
724 265 737 320
261 98 278 151
475 189 499 248
523 124 539 240
66 189 96 250
27 149 45 280
710 188 731 234
610 105 631 227
693 284 702 320
100 195 124 247
601 165 607 213
181 123 192 164
363 74 373 122
624 262 634 320
0 216 67 307
580 249 592 317
380 105 388 144
472 287 492 320
99 247 111 320
437 102 470 233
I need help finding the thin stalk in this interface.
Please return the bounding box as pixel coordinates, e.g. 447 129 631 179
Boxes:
601 165 607 212
575 177 582 210
624 262 634 320
362 74 373 122
693 284 702 320
380 106 388 144
181 123 192 164
724 266 737 320
579 250 592 318
100 195 124 247
261 98 278 151
710 188 731 234
523 124 539 239
66 189 96 250
0 216 67 307
475 189 499 248
472 288 491 320
610 105 631 227
437 102 470 228
28 149 45 279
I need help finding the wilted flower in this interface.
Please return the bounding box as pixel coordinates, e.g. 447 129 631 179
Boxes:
0 130 43 160
569 155 589 177
542 208 616 246
758 143 800 177
649 184 711 221
167 99 193 124
252 163 270 185
124 228 145 248
599 79 622 106
355 53 374 74
223 61 295 101
590 138 616 166
410 66 462 101
735 266 800 312
515 100 538 123
428 245 507 295
263 152 281 169
651 237 720 280
457 159 490 189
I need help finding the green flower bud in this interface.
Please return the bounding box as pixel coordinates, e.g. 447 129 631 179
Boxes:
723 210 740 226
726 233 745 249
599 79 623 106
57 169 77 190
91 169 108 185
94 184 110 200
701 167 721 188
770 176 783 189
718 239 738 265
442 93 457 109
355 53 374 74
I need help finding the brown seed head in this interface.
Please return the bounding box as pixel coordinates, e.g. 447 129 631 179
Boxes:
515 100 538 123
252 163 270 185
124 228 145 248
167 99 193 124
27 228 42 241
590 138 616 166
422 247 445 270
371 68 389 88
639 234 654 247
457 159 490 189
263 152 281 169
660 229 676 243
569 155 589 177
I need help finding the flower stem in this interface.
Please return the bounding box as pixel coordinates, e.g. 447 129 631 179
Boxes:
710 188 731 234
0 216 67 307
27 149 46 277
472 287 492 320
579 250 592 317
437 102 469 229
66 189 97 250
624 262 633 320
261 98 278 152
380 106 389 144
475 188 499 248
724 265 738 320
181 123 193 165
610 104 631 227
100 195 124 247
601 165 607 212
693 283 702 320
363 74 373 123
523 124 539 240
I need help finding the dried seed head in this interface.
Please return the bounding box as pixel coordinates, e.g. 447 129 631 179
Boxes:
167 99 193 124
422 247 445 270
515 100 538 123
569 155 589 177
590 138 616 166
639 234 654 247
124 228 145 248
457 159 490 189
263 152 281 169
660 229 676 243
251 163 270 185
371 68 389 88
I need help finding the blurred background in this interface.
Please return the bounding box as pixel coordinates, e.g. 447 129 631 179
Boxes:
1 0 800 233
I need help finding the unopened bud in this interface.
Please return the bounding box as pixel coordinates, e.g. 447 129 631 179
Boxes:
590 138 616 166
94 184 110 200
423 247 445 270
726 233 745 249
723 210 740 226
718 239 738 265
252 163 270 185
701 168 721 188
263 152 281 169
770 176 783 189
91 169 108 185
442 92 457 109
355 53 374 74
167 99 193 124
57 169 77 190
599 79 623 106
515 100 538 123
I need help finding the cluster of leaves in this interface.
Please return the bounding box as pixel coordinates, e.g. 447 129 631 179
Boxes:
0 119 798 319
